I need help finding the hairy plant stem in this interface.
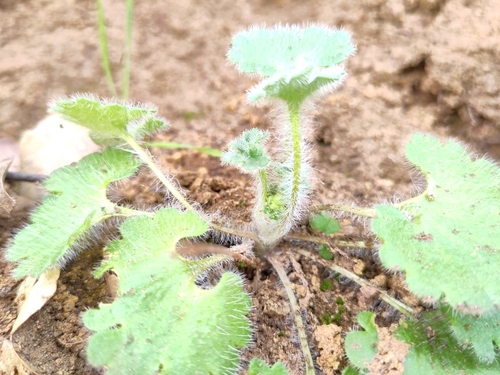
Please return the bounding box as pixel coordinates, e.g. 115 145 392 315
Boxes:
124 136 266 248
312 204 377 218
115 205 154 218
396 172 433 209
287 232 377 250
288 102 302 224
125 135 195 211
294 248 416 318
267 254 315 375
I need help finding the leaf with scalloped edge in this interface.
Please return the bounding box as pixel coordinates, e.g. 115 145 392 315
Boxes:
372 133 500 313
395 310 500 374
82 208 252 375
228 25 355 104
440 304 500 364
51 96 168 146
6 148 141 278
222 128 270 171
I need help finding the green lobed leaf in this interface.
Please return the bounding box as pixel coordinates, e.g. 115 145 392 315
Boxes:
6 148 140 278
82 208 252 375
51 96 168 146
440 304 500 363
395 310 500 374
222 128 270 171
228 25 355 104
248 359 290 375
344 311 378 371
228 24 354 77
372 133 500 313
310 212 341 235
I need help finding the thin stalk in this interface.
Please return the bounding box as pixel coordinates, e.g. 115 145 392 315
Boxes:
267 254 316 375
312 204 377 218
294 248 416 318
396 173 433 209
124 135 195 211
288 102 302 222
287 232 377 250
97 0 118 97
210 223 264 250
125 136 265 247
122 0 134 100
115 205 154 217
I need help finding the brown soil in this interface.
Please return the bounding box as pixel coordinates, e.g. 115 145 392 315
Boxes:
1 0 499 374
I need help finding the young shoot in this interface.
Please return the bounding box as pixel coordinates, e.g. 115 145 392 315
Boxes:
225 24 355 249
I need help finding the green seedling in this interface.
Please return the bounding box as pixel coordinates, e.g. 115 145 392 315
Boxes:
310 212 341 235
318 244 334 260
224 24 355 249
320 280 332 292
321 313 332 325
6 21 500 375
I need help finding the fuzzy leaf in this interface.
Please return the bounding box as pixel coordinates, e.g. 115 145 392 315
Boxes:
441 305 500 363
310 212 341 235
396 311 500 374
372 133 500 313
83 209 252 375
344 311 378 370
6 148 140 278
228 25 355 104
51 96 168 145
222 128 270 171
248 359 289 375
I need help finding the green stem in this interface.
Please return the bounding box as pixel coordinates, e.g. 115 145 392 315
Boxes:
312 204 377 218
267 254 316 375
97 0 118 97
287 232 377 250
115 205 153 217
125 136 265 248
294 248 415 318
396 172 434 208
124 135 195 211
122 0 134 101
288 102 302 222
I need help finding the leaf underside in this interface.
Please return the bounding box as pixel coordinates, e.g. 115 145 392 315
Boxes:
228 24 355 104
83 209 252 375
51 96 168 146
396 310 500 373
372 133 500 313
7 148 140 278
